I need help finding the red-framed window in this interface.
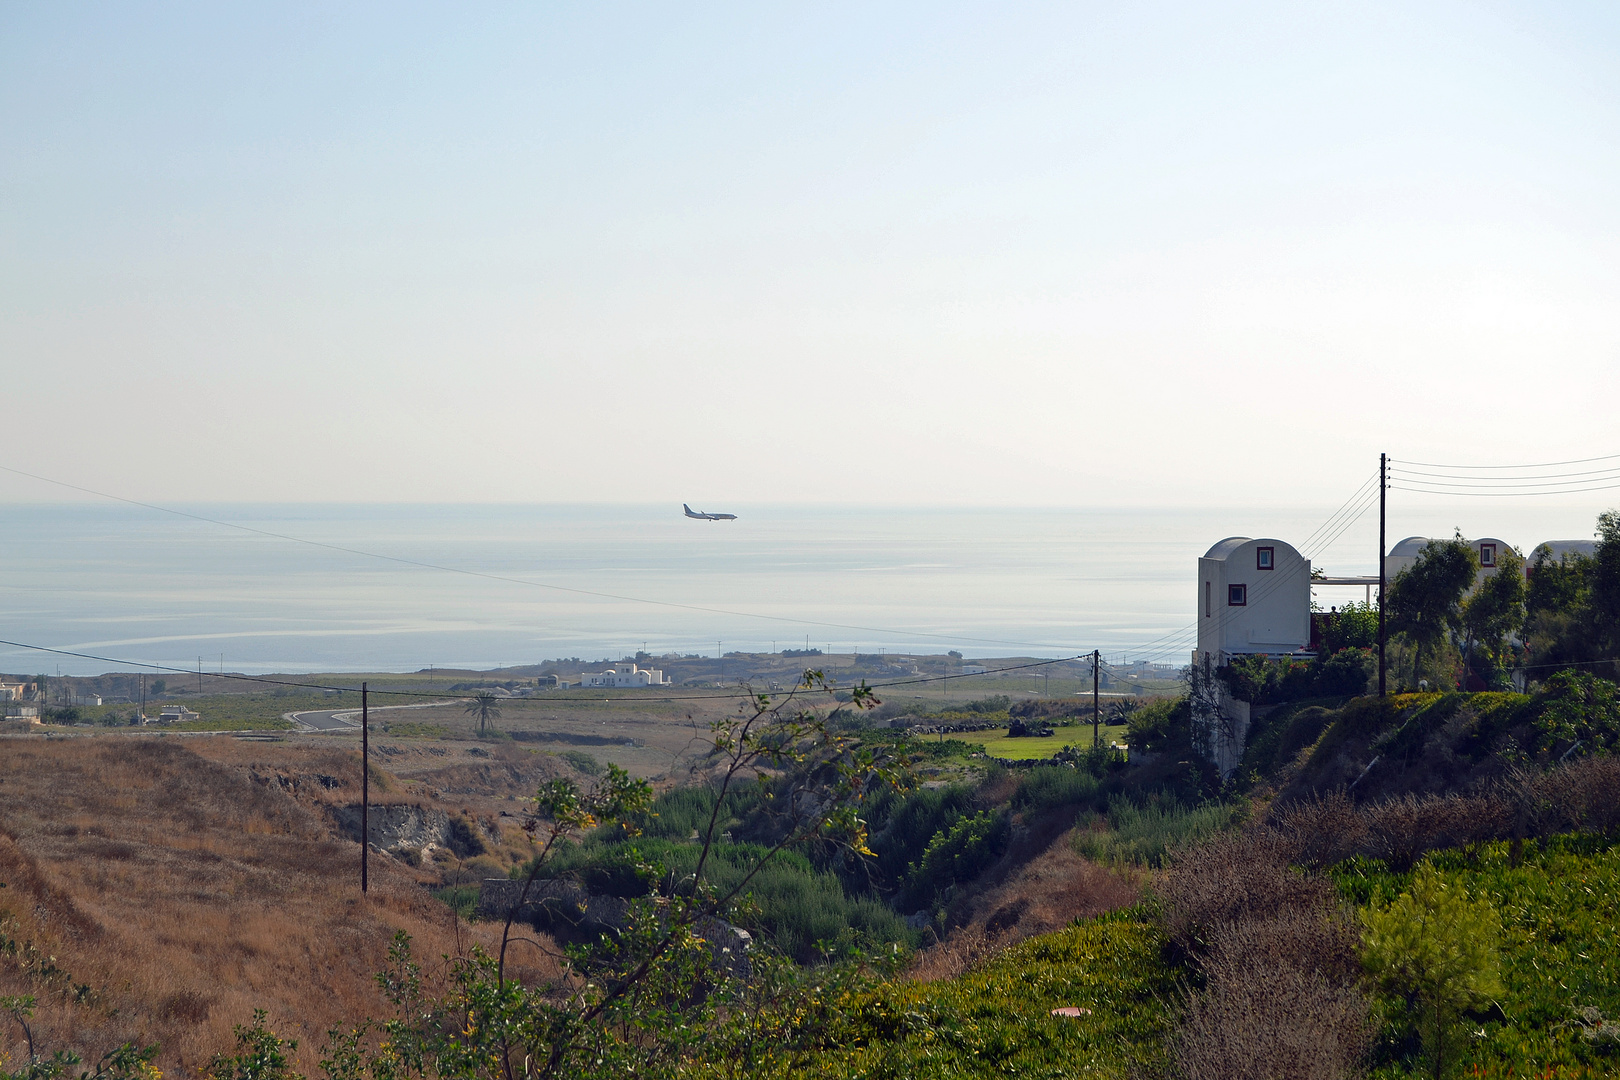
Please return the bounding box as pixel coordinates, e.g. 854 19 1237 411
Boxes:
1257 546 1274 570
1228 584 1247 606
1479 543 1496 568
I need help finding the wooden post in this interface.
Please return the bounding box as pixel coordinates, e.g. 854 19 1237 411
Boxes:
1092 650 1100 748
1378 453 1387 698
361 682 369 894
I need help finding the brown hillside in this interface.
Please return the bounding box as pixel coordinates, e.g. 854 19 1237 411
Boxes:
0 736 557 1079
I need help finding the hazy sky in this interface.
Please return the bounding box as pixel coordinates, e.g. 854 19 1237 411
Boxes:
3 2 1618 509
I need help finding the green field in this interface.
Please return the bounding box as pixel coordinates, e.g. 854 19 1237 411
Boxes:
939 724 1128 760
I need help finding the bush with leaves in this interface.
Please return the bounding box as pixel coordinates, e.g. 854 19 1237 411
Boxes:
901 810 1010 911
1361 864 1504 1079
1529 669 1620 757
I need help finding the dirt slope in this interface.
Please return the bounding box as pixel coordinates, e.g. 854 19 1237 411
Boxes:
0 736 555 1078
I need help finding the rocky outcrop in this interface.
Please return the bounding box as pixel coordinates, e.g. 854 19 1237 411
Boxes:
331 803 488 857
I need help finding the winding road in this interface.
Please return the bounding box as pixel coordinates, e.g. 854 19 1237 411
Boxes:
284 699 463 732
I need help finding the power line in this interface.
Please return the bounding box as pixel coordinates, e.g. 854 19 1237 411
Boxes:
1393 452 1620 470
1389 481 1620 498
1392 463 1620 482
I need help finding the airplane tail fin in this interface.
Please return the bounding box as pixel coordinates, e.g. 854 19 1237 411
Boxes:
683 503 692 513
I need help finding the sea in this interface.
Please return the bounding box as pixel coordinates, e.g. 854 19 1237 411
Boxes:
0 500 1604 676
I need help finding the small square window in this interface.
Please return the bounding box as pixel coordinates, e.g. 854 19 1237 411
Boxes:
1479 544 1496 568
1228 584 1247 606
1257 546 1274 570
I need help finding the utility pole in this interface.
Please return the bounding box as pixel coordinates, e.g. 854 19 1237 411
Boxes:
361 682 369 894
1378 453 1387 698
197 657 202 693
1092 650 1100 748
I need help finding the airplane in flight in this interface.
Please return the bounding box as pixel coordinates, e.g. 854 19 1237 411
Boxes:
683 503 737 521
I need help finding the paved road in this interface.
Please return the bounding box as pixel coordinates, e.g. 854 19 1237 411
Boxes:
285 700 463 732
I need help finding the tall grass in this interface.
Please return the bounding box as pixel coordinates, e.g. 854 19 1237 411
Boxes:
1074 795 1239 868
1012 766 1100 813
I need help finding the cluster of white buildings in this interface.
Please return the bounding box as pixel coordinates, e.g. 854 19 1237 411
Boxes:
575 663 671 689
1191 532 1597 777
1196 533 1597 667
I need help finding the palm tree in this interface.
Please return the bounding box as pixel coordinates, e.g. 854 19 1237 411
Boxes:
464 691 501 735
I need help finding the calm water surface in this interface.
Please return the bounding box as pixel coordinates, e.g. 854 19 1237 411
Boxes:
0 502 1394 675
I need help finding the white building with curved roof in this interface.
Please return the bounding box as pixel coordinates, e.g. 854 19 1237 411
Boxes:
1195 536 1312 664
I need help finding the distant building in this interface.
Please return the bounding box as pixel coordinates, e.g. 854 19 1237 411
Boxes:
578 664 670 689
158 705 202 723
4 705 40 721
1532 539 1598 564
961 664 987 675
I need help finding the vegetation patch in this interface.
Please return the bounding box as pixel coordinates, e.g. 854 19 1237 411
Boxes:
1335 834 1620 1077
940 725 1126 760
768 910 1174 1079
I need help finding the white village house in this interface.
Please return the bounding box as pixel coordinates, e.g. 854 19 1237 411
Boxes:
577 663 671 689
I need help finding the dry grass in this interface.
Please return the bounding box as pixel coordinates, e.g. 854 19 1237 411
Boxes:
907 829 1142 982
0 737 561 1079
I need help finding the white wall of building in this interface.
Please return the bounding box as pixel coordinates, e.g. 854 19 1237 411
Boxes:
1195 536 1312 663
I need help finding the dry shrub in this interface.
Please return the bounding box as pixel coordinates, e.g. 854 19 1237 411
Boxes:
907 829 1142 983
1271 790 1368 869
1361 793 1509 870
1160 831 1370 1079
1520 756 1620 835
906 925 1001 983
1172 939 1370 1080
1158 830 1324 958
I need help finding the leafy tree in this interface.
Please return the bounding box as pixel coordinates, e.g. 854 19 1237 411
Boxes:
1530 669 1620 756
462 691 501 735
1321 600 1380 653
1386 535 1478 689
1523 546 1597 676
1362 865 1504 1079
1592 510 1620 665
1460 545 1525 687
1521 511 1620 684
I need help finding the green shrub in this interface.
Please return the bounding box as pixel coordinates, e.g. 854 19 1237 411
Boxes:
903 810 1010 909
866 783 978 886
560 749 604 775
1074 795 1238 868
524 837 907 963
1362 864 1504 1079
772 909 1176 1078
